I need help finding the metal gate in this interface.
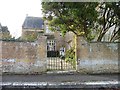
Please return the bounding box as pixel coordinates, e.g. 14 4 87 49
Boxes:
47 51 76 71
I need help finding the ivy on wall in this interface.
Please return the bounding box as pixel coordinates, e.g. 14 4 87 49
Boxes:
65 47 76 68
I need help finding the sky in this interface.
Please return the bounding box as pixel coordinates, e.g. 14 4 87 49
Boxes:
0 0 43 38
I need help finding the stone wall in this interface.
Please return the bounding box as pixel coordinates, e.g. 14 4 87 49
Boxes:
0 35 119 74
0 40 47 74
77 37 119 74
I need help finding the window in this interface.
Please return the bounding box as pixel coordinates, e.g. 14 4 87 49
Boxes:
60 47 65 56
47 40 56 51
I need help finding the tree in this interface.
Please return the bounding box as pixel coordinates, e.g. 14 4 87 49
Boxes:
42 2 98 41
42 2 120 42
96 2 120 42
42 2 99 68
0 26 11 39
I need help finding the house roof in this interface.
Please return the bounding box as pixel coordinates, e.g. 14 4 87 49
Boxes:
22 16 44 29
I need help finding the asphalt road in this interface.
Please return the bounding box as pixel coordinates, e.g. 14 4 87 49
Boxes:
1 73 119 82
1 73 120 89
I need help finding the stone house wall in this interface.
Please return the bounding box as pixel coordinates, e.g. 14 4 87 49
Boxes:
21 29 43 40
53 31 75 52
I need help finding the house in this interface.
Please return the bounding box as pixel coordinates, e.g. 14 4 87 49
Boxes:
22 16 44 41
21 16 75 57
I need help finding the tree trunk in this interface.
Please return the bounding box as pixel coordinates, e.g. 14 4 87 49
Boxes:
97 32 106 42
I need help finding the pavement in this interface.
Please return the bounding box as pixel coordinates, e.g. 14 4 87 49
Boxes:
1 73 120 89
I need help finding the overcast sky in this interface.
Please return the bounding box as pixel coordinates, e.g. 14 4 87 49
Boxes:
0 0 43 38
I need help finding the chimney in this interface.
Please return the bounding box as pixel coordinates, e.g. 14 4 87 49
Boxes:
26 14 28 17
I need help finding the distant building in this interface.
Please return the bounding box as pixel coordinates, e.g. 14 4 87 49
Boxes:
22 16 44 41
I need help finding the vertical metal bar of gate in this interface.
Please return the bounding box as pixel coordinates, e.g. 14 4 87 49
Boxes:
55 57 56 70
56 52 57 70
61 58 62 70
50 57 51 70
47 51 76 71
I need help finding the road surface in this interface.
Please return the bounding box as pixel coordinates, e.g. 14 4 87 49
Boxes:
1 73 119 82
1 73 120 89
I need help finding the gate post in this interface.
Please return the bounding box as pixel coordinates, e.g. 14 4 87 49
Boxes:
75 36 84 71
75 35 78 70
34 36 47 73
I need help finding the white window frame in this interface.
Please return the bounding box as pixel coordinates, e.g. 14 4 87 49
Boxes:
47 40 56 51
